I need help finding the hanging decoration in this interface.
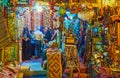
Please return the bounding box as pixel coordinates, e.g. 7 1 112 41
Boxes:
7 12 17 41
48 1 55 16
28 0 34 5
53 6 59 28
59 7 66 15
0 1 2 8
43 8 51 27
70 6 76 14
0 61 3 72
16 7 30 38
59 3 66 16
78 9 94 21
2 0 8 7
34 7 42 28
31 10 34 29
9 0 18 7
2 43 18 63
48 1 55 29
75 4 81 13
4 0 18 13
103 0 115 6
0 8 10 48
2 0 18 8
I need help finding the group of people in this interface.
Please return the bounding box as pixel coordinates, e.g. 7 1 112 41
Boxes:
22 25 54 61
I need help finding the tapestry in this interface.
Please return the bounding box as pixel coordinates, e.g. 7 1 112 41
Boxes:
0 7 10 49
16 7 31 38
47 50 62 78
43 9 51 27
34 9 41 28
8 12 16 40
2 43 19 63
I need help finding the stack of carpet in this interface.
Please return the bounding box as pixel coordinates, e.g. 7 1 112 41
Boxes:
46 48 62 78
80 62 90 78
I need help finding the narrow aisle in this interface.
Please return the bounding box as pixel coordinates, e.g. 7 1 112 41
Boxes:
20 58 47 77
1 0 120 78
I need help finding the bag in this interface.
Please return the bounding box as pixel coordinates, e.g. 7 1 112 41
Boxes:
35 40 42 46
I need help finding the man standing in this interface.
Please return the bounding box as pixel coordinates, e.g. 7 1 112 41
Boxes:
29 30 35 58
34 26 44 58
44 27 52 42
22 25 30 61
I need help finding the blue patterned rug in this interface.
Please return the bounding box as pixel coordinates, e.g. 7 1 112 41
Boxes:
21 58 43 71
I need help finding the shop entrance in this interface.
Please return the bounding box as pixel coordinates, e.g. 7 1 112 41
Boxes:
16 5 51 61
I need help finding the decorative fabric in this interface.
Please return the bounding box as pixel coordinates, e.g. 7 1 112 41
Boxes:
43 9 51 27
47 50 62 78
34 9 41 28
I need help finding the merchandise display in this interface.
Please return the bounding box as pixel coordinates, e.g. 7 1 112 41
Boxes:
8 12 17 41
0 60 20 78
43 8 51 27
0 0 120 78
2 43 19 63
0 7 10 48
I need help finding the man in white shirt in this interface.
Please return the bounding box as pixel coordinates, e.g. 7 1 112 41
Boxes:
34 26 44 58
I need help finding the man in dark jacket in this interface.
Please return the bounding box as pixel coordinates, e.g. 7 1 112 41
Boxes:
44 27 52 42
